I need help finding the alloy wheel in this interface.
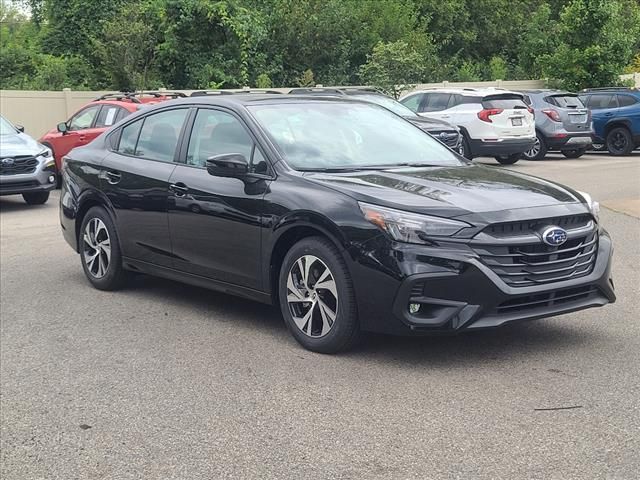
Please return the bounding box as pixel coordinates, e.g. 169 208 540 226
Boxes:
610 132 628 153
83 218 111 278
286 255 338 338
524 137 541 159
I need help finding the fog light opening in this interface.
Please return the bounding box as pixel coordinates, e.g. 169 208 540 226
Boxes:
408 303 421 315
48 175 56 184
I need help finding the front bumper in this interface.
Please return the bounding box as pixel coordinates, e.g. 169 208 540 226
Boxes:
469 137 536 157
0 168 57 196
351 228 615 335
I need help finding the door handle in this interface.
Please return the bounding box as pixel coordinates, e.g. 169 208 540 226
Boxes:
105 170 121 184
169 183 188 197
604 112 614 117
79 135 86 141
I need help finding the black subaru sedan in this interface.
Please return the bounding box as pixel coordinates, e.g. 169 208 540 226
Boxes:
60 95 615 353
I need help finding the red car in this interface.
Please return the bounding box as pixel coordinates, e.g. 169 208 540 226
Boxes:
40 91 185 174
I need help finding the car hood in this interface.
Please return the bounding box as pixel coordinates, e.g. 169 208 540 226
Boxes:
303 164 582 217
404 115 457 132
0 132 43 157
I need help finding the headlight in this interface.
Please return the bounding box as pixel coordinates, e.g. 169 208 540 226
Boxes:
578 190 600 222
37 147 53 159
359 202 471 243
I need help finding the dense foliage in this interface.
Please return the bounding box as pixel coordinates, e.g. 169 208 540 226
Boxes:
1 0 639 91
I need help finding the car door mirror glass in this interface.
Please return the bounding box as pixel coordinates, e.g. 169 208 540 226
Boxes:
206 153 249 178
57 122 68 134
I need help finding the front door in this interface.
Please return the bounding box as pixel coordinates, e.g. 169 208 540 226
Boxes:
167 108 270 289
100 107 189 267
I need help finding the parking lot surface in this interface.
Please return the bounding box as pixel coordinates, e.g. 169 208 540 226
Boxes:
1 153 639 479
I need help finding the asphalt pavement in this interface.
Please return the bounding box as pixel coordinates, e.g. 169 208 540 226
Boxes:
1 153 639 479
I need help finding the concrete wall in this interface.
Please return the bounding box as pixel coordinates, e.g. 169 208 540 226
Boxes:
403 79 547 95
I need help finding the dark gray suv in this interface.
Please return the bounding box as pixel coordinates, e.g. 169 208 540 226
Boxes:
519 90 593 160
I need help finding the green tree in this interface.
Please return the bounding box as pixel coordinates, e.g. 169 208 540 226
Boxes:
537 0 640 89
359 40 432 98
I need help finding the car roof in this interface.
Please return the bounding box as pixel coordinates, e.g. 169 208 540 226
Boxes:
148 94 384 109
403 87 523 97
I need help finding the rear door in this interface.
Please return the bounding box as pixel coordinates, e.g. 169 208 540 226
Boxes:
100 107 190 267
416 93 453 121
481 94 534 137
583 94 619 139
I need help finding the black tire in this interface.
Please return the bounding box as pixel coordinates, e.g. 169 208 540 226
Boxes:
522 133 547 161
606 127 634 156
22 191 49 205
460 134 472 160
79 206 128 291
278 236 360 353
495 154 521 165
561 148 587 159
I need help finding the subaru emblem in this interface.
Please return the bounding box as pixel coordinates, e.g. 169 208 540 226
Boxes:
541 226 568 246
1 157 15 165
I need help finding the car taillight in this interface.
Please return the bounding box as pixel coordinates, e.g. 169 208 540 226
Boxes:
542 109 561 122
527 106 535 116
477 108 503 123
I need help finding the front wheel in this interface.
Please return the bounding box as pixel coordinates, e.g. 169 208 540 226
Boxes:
279 237 360 353
22 191 49 205
79 206 128 291
561 148 587 159
495 154 521 165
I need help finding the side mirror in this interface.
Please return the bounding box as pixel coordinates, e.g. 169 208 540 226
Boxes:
15 124 25 133
57 122 68 134
206 153 249 178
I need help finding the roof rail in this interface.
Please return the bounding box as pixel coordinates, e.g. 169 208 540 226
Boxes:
190 89 284 97
288 87 346 95
94 92 142 103
94 91 187 103
582 87 638 92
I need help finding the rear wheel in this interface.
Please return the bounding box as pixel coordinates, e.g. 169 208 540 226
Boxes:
79 206 128 291
495 154 521 165
22 191 49 205
606 127 634 156
522 133 547 160
561 148 587 159
279 237 360 353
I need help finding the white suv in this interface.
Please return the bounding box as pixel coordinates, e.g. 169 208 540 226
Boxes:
400 88 536 164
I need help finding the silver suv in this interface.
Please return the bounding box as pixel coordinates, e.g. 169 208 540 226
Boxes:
0 115 57 204
519 90 593 160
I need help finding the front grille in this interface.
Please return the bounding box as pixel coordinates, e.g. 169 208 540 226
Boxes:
0 180 39 190
473 230 598 287
0 156 38 175
429 131 460 148
494 285 599 314
484 215 592 237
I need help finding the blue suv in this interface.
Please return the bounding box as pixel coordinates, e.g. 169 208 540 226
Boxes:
579 88 640 156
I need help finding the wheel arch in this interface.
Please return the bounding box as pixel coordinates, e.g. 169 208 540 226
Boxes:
604 118 632 136
74 190 117 253
268 215 348 305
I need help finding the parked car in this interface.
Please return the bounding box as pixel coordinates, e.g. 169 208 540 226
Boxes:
578 87 640 156
517 90 592 160
0 115 57 204
288 87 463 154
399 88 536 164
39 91 186 175
60 94 615 353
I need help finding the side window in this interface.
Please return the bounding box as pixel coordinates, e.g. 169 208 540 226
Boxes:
448 94 462 108
95 105 121 128
117 118 143 155
186 109 254 168
617 94 638 107
115 108 130 123
422 93 452 112
135 109 188 162
400 94 423 112
588 94 617 110
69 105 101 131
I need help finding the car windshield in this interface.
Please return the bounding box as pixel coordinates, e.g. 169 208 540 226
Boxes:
248 102 462 170
0 116 17 135
355 94 416 117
